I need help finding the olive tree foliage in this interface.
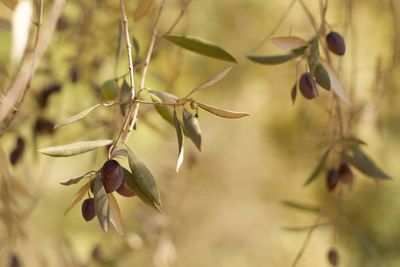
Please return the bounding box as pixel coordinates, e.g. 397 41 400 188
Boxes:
0 0 396 266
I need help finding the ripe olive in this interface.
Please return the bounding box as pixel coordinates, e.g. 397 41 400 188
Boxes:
299 72 318 99
326 168 339 191
326 31 346 56
82 198 95 221
327 247 339 266
101 160 123 193
338 163 354 184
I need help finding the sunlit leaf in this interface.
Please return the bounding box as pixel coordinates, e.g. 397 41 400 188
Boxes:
173 111 184 172
247 54 300 65
64 180 91 215
184 66 234 98
151 94 174 125
108 193 124 236
164 35 237 62
119 80 131 116
148 89 179 104
308 38 319 74
60 171 96 186
11 0 32 66
55 104 101 129
281 200 320 213
197 102 249 119
303 147 331 186
38 140 113 157
320 60 351 105
134 0 154 21
125 148 162 212
92 174 110 232
338 136 366 146
182 108 202 151
271 36 307 50
314 63 330 90
344 146 391 180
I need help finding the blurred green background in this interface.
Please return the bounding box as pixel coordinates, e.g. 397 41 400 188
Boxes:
1 0 400 266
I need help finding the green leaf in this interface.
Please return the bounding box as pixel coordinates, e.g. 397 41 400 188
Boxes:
148 90 179 104
173 111 184 172
247 54 300 65
271 36 307 50
119 80 132 116
64 180 91 215
303 147 331 186
60 171 96 186
182 108 202 151
93 174 110 232
338 136 366 146
344 146 391 180
314 63 330 90
151 94 174 125
164 35 237 63
197 102 249 119
290 83 297 105
281 200 320 213
184 66 234 98
320 60 351 105
108 193 124 235
100 80 117 101
308 38 319 74
38 140 113 157
124 149 162 212
55 104 101 129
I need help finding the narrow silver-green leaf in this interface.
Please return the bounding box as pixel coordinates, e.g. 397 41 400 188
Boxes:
64 180 91 215
164 35 237 63
93 174 110 232
38 140 113 157
308 38 319 74
184 66 234 98
182 108 202 151
247 54 300 65
148 89 179 104
320 60 351 105
55 104 101 129
124 148 162 212
197 102 249 119
314 63 330 90
151 94 174 125
173 111 184 172
344 146 391 180
60 171 96 186
271 36 307 50
303 147 331 186
281 200 321 213
108 193 124 235
119 80 132 116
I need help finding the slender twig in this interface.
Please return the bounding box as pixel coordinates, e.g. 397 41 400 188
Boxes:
0 0 46 137
123 0 166 143
164 0 191 35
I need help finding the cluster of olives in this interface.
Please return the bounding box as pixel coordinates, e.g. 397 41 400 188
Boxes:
81 160 135 222
299 31 346 100
326 163 354 191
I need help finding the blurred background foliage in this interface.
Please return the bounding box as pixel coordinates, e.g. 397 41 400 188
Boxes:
0 0 400 266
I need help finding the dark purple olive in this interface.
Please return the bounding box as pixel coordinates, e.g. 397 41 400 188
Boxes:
101 160 123 193
116 182 135 197
37 82 61 108
338 163 354 185
34 117 55 135
326 31 346 56
327 247 339 266
82 198 96 221
9 136 25 165
326 168 339 191
299 72 318 99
